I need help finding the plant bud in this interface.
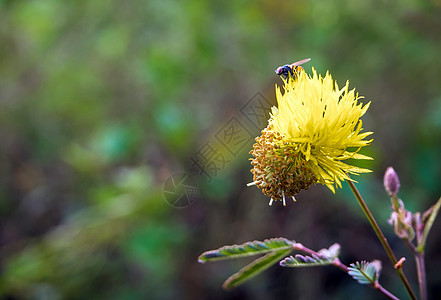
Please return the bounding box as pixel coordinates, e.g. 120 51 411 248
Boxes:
387 199 415 241
384 167 400 197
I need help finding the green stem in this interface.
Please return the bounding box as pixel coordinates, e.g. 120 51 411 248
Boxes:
293 243 400 299
415 253 427 300
414 213 427 300
346 180 417 300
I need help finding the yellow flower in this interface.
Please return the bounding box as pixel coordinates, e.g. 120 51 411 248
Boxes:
249 68 373 205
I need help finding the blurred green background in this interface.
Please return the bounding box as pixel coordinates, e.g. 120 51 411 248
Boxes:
1 0 441 299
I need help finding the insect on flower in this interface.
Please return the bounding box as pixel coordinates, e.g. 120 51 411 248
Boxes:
249 67 373 206
275 58 311 79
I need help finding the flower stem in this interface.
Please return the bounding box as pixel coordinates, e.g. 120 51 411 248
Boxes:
346 180 417 300
415 253 427 300
293 242 400 299
404 239 427 299
414 213 427 300
375 281 401 300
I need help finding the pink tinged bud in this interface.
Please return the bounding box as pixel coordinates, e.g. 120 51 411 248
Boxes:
387 201 415 241
384 167 400 197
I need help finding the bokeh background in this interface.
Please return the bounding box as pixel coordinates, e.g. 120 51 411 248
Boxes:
1 0 441 299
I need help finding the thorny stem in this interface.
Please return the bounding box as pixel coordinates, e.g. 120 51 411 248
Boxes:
292 242 399 300
346 180 417 300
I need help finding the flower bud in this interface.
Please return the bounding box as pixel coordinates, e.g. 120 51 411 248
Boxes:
384 167 400 197
387 199 415 241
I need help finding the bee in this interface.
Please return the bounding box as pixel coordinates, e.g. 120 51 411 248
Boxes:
275 58 311 79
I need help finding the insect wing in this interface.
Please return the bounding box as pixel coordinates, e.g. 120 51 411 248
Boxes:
290 58 311 68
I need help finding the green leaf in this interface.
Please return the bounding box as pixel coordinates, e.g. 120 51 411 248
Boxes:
198 238 293 263
279 253 333 267
279 243 340 267
222 249 292 290
348 260 382 285
418 196 441 252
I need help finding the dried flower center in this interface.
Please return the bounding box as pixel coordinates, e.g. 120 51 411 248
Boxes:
249 125 318 204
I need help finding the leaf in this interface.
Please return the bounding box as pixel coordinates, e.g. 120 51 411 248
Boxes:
417 196 441 252
348 260 382 285
222 249 292 290
198 238 293 263
279 253 333 267
279 243 340 267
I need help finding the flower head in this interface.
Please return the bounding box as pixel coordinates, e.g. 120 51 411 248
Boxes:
249 68 373 205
